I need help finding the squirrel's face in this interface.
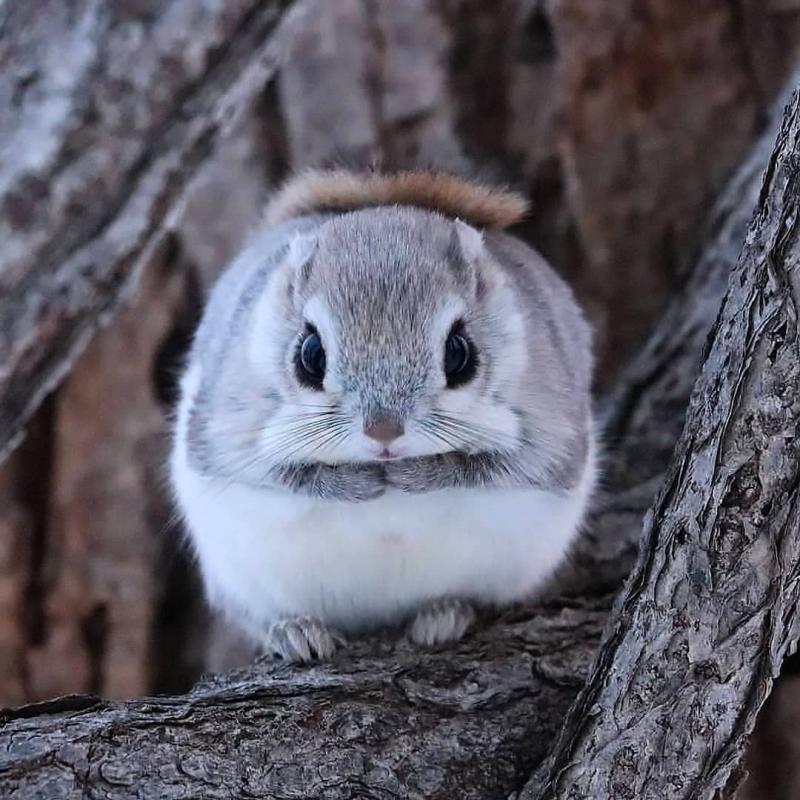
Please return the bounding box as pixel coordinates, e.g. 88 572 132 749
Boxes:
247 209 528 465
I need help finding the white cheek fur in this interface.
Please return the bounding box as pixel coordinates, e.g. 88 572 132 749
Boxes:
433 389 521 450
249 276 297 389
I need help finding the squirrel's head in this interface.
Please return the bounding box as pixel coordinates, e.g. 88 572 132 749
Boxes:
243 207 528 464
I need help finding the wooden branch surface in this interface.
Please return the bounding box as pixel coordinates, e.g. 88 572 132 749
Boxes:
0 602 605 800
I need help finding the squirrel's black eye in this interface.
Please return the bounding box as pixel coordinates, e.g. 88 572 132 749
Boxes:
296 326 326 389
444 323 477 388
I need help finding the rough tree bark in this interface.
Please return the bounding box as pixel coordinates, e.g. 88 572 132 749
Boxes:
2 70 800 800
0 0 292 463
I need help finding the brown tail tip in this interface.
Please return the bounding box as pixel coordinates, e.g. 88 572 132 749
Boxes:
264 169 529 229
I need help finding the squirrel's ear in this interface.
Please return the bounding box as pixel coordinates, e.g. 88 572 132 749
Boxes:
287 230 318 268
283 232 319 311
453 219 486 265
286 231 318 288
450 220 491 299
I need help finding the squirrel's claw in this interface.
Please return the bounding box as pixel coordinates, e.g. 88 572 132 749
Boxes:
262 616 344 663
408 598 476 647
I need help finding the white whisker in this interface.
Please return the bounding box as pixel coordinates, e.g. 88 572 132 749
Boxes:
425 410 519 454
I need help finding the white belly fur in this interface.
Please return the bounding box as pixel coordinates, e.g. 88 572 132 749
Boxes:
171 367 594 638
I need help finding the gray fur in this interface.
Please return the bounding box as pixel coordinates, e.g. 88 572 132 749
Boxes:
182 205 593 497
271 461 386 502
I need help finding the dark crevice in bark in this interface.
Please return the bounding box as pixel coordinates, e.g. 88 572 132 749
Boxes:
437 0 516 170
19 397 56 656
517 1 557 63
150 529 209 697
150 245 204 411
0 694 104 724
256 78 293 187
81 604 109 697
361 0 393 168
510 158 584 286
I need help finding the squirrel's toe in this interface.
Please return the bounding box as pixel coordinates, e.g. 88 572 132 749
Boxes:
263 616 344 663
408 598 476 647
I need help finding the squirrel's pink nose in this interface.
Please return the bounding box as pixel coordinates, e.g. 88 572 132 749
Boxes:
363 417 404 445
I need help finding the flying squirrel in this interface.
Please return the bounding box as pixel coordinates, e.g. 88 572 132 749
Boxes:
170 168 597 662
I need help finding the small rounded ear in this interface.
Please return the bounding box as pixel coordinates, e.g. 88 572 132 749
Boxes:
284 232 319 311
449 219 491 299
454 219 485 264
287 231 319 286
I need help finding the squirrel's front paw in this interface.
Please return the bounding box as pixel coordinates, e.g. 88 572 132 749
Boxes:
384 456 442 493
262 616 345 663
408 598 476 647
318 463 386 502
336 463 387 502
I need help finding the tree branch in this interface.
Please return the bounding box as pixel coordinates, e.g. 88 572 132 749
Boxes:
0 0 293 463
0 601 605 800
530 88 800 800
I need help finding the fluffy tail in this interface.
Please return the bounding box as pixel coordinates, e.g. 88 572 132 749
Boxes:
264 169 529 229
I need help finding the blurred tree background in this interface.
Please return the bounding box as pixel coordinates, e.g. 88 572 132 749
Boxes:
2 1 800 796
